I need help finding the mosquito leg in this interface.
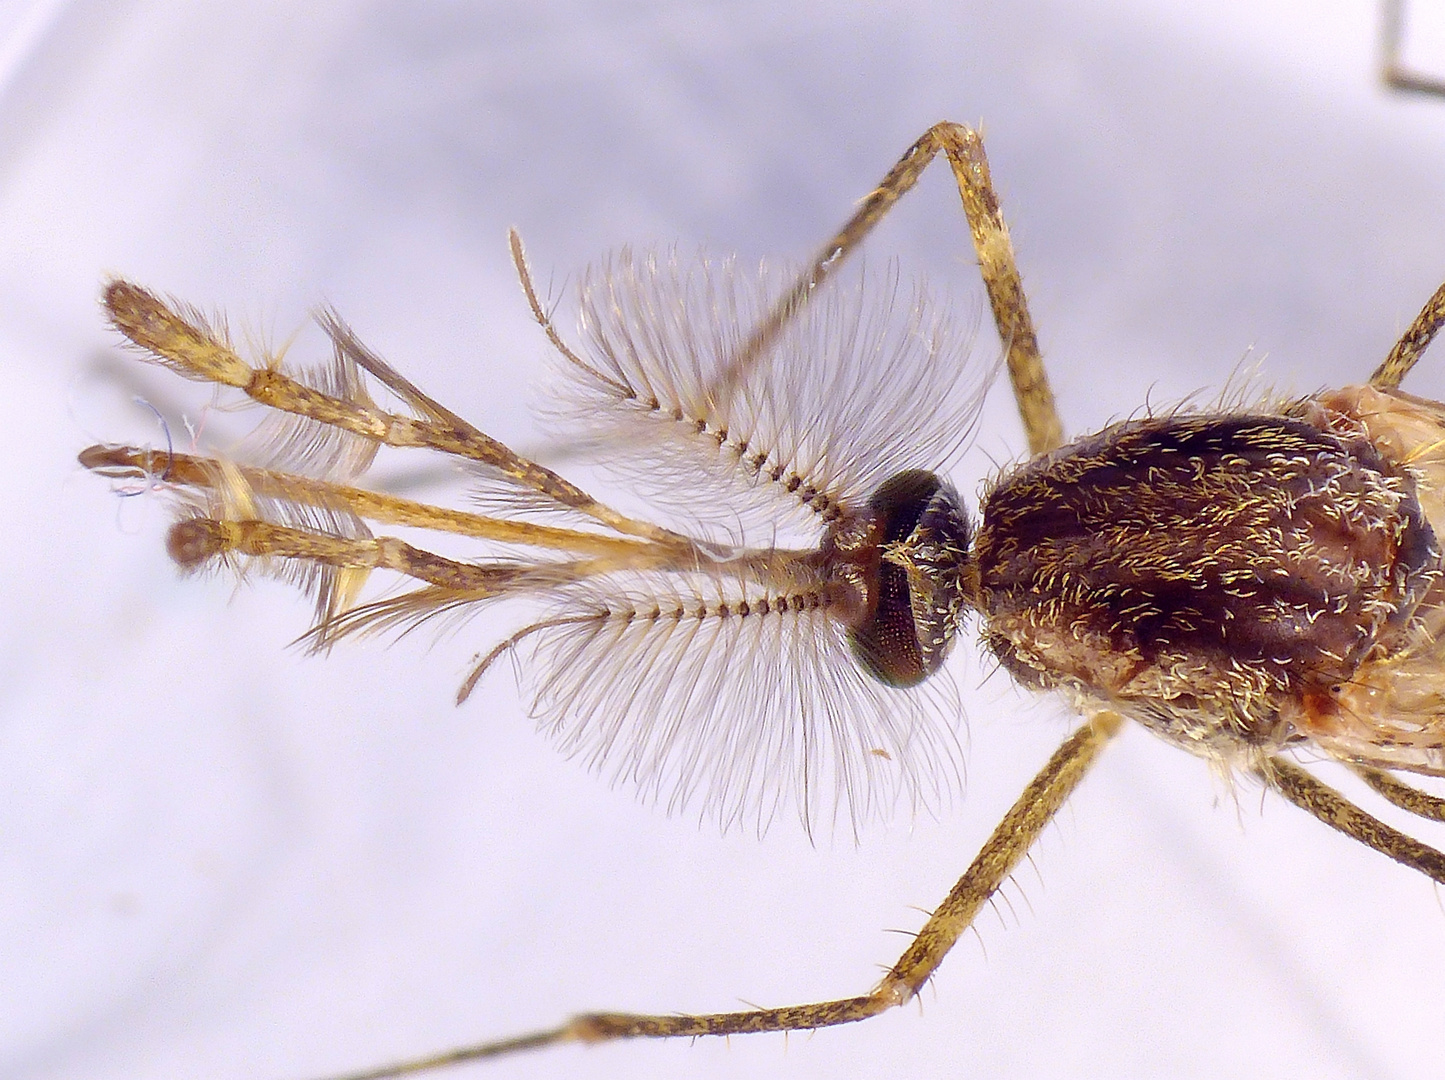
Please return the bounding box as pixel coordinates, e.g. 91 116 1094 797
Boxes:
311 711 1124 1080
103 281 693 548
932 125 1060 455
1261 756 1445 883
1381 0 1445 96
1348 763 1445 823
1370 279 1445 389
720 122 1062 455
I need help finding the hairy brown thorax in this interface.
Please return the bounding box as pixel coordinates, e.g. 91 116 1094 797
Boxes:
973 404 1442 762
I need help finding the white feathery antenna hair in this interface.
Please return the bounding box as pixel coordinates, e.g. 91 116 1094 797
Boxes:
541 247 991 546
456 236 995 835
126 230 998 837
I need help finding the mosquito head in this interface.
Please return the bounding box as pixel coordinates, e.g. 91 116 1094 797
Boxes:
843 469 974 688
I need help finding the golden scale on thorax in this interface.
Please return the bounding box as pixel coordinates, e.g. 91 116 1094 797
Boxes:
83 103 1445 1080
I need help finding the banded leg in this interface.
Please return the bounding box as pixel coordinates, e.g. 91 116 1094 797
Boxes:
1348 764 1445 824
1370 278 1445 389
1260 756 1445 882
721 122 1062 456
314 712 1124 1080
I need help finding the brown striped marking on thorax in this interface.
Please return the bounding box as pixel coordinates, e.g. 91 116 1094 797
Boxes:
973 408 1441 761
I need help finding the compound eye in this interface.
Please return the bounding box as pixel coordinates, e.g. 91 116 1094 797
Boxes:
848 469 973 687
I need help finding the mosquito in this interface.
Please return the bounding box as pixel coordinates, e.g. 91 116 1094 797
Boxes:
80 122 1445 1080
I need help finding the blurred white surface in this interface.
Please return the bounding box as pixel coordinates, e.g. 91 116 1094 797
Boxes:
3 2 1445 1079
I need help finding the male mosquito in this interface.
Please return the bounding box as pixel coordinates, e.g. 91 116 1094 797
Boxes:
81 123 1445 1079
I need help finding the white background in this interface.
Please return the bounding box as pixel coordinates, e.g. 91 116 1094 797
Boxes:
3 2 1445 1079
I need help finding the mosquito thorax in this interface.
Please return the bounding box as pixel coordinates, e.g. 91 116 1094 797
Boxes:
972 411 1442 756
828 469 974 688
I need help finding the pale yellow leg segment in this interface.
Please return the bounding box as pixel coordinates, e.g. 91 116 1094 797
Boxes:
1370 279 1445 390
719 122 1062 455
1348 763 1445 824
1261 756 1445 882
315 712 1123 1080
